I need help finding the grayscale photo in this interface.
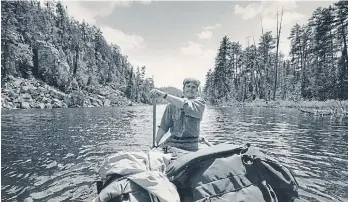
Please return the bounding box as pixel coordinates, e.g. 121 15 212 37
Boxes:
1 0 347 202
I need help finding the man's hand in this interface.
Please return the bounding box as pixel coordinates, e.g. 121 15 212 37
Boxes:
150 89 166 98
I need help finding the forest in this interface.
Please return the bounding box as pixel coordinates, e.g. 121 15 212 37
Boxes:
1 1 347 110
203 0 347 104
1 0 155 109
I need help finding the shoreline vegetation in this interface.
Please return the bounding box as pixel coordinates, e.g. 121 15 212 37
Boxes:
2 75 347 118
218 99 348 117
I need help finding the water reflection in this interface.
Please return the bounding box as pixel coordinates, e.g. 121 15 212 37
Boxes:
1 105 348 202
201 106 348 202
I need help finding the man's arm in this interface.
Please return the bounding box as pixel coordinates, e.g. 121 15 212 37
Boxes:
155 127 167 146
165 94 185 109
150 89 205 118
165 94 206 119
182 97 205 119
150 89 188 109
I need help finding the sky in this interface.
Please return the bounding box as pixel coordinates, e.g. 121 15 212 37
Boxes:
61 0 336 89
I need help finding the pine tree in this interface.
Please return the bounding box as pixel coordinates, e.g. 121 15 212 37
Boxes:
334 0 348 100
258 31 276 100
213 36 230 102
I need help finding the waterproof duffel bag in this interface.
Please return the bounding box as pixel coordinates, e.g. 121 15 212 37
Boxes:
166 143 300 202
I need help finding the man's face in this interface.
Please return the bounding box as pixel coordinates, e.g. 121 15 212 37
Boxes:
183 82 198 99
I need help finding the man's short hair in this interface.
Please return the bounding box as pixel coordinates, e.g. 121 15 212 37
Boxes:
183 78 200 87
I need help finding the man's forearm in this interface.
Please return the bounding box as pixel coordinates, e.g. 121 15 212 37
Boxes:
152 89 186 109
165 94 185 109
155 127 166 145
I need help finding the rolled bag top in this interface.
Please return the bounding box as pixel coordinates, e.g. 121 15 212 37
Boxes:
93 151 180 202
165 143 250 178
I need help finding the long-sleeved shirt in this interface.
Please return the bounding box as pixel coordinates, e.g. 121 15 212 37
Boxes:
159 97 206 151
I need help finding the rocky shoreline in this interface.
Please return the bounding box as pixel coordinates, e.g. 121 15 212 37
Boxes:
1 77 139 110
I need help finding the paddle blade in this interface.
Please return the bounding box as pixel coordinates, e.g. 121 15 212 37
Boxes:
158 132 171 147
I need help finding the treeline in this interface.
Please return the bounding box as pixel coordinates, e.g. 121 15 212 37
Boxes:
204 0 347 104
1 0 154 104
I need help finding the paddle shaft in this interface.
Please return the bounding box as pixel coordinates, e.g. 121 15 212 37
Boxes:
152 98 156 147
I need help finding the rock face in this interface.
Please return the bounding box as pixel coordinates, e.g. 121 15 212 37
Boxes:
36 41 70 91
1 77 134 110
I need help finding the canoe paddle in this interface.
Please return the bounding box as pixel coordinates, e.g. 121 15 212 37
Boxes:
152 97 156 148
152 97 171 148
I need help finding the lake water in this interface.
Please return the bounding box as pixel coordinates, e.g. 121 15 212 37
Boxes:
1 105 348 202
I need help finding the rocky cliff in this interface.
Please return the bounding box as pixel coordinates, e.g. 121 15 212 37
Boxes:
1 1 154 110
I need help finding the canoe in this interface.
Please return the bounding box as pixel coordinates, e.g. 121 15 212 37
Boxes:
93 139 301 202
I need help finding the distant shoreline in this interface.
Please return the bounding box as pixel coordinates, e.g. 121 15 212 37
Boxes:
2 77 347 116
215 99 348 117
220 99 347 108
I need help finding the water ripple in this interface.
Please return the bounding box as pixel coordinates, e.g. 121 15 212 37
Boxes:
1 106 348 202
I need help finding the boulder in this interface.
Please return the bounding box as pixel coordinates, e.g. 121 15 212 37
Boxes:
61 102 68 108
28 86 40 98
7 90 17 99
38 86 46 92
52 101 62 108
83 99 91 107
67 91 85 107
1 97 10 109
41 97 50 104
103 99 111 107
89 97 103 107
19 93 32 100
20 102 30 109
34 103 45 109
20 86 30 93
49 89 67 100
97 95 105 100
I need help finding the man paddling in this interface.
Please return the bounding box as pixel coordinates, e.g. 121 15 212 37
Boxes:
150 78 206 151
